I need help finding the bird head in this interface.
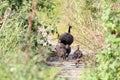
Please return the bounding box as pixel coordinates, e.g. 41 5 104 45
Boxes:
68 24 72 28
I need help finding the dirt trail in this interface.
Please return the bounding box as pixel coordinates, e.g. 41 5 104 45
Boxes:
47 54 86 80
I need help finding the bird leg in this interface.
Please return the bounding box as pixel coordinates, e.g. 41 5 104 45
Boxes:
59 57 64 66
65 53 69 61
75 59 80 68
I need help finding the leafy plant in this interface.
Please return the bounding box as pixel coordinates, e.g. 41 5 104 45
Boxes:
80 0 120 80
0 0 62 80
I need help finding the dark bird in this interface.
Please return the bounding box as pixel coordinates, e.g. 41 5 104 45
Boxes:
73 45 83 67
59 24 74 45
55 43 67 62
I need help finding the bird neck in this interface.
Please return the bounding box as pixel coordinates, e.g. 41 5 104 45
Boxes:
68 26 71 33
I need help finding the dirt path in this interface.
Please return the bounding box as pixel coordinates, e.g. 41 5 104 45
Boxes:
47 54 86 80
57 62 85 80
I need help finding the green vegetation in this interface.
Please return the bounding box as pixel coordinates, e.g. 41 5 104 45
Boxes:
80 0 120 80
0 0 61 80
0 0 120 80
